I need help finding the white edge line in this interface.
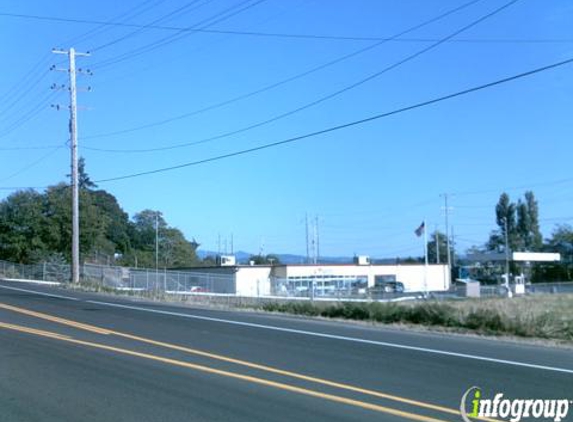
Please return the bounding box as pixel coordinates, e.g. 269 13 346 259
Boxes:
1 283 571 375
2 278 61 286
0 284 78 301
85 300 573 375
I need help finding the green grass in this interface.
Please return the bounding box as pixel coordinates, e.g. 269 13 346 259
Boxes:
260 295 573 341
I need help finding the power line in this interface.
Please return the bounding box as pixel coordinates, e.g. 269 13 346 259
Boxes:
89 0 267 70
0 88 62 139
89 0 211 52
92 55 573 183
81 0 484 144
2 10 572 44
87 0 521 154
0 144 63 151
59 0 169 48
0 3 167 140
0 142 66 183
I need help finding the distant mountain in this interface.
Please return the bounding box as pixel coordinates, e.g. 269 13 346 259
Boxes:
196 250 251 261
196 250 364 265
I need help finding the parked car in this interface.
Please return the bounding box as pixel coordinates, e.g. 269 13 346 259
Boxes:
375 281 405 293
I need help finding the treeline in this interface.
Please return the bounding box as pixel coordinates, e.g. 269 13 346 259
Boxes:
0 161 199 268
473 191 572 281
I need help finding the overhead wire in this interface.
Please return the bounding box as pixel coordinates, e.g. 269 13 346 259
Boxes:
89 0 212 53
0 142 67 183
91 55 573 183
0 1 166 118
81 0 484 142
2 10 571 44
89 0 268 70
0 1 169 143
85 0 520 153
59 0 170 48
0 86 63 139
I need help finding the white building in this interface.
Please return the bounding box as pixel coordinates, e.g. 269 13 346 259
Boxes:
180 261 451 297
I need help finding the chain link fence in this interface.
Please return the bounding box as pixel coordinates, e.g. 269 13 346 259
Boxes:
2 259 573 303
0 260 70 283
0 260 234 295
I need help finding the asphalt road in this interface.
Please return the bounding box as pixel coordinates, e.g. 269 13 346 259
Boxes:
0 280 572 422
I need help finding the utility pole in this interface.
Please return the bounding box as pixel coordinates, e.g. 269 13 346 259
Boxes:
441 193 453 275
435 227 440 264
423 218 428 294
504 219 510 287
312 221 317 264
52 47 89 284
451 226 456 267
155 211 159 271
444 194 451 270
315 215 320 264
305 213 310 264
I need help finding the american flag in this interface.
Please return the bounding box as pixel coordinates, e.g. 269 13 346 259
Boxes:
414 221 425 237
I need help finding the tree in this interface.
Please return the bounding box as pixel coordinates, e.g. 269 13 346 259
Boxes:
0 158 201 269
0 190 48 263
129 210 198 268
530 224 573 282
493 192 517 251
66 157 97 190
248 254 281 265
427 230 451 264
547 224 573 255
43 183 107 263
523 191 542 250
488 191 542 252
90 190 131 255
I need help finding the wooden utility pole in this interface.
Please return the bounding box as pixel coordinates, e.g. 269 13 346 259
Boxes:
52 48 89 284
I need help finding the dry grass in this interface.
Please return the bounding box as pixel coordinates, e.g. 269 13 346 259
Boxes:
261 295 573 341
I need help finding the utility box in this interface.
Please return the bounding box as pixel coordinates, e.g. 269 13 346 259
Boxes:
217 255 236 267
354 255 370 266
455 279 481 297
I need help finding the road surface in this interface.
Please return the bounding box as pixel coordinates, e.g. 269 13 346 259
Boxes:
0 280 571 422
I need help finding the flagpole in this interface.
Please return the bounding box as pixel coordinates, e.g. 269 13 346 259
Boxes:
423 218 428 295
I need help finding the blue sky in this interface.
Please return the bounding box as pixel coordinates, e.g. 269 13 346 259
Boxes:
0 0 572 258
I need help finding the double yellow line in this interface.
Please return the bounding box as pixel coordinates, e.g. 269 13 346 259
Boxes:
0 302 497 422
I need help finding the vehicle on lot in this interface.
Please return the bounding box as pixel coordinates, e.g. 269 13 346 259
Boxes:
380 281 405 293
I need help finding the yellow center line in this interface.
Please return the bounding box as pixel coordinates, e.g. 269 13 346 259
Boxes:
0 321 72 340
0 303 112 335
0 321 448 422
0 302 500 422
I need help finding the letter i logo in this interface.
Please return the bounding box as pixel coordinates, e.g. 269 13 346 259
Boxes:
470 389 481 417
460 386 481 422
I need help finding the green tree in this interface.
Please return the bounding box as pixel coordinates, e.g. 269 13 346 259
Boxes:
523 191 542 250
488 191 542 252
529 224 573 282
248 254 281 265
43 184 107 263
129 210 198 268
493 192 517 251
0 158 200 269
427 230 452 264
0 190 48 263
67 157 97 190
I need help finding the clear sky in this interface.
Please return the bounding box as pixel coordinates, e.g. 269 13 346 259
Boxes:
0 0 572 259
